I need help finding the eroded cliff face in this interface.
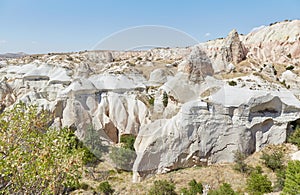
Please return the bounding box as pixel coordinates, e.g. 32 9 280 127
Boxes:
244 20 300 65
1 20 300 182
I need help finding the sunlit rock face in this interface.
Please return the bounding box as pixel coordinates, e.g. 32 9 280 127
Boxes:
133 88 300 182
244 20 300 65
1 19 300 182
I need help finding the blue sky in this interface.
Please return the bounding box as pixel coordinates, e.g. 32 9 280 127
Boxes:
0 0 299 54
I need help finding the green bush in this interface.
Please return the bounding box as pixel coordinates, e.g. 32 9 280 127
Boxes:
81 145 100 166
120 134 136 151
180 179 203 195
97 181 114 195
81 125 109 166
246 171 272 195
148 180 177 195
228 80 237 86
274 168 286 192
162 91 168 107
0 103 84 194
233 150 249 173
109 147 136 171
286 65 295 71
282 160 300 195
208 183 237 195
148 96 155 106
288 125 300 148
260 150 284 171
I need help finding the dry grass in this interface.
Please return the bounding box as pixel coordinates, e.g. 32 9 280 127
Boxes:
71 143 298 194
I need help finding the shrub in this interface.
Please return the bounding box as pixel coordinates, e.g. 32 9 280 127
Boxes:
208 183 237 195
109 147 136 171
288 125 300 148
162 91 168 107
120 134 136 151
97 181 114 195
148 96 155 106
148 180 177 195
228 80 237 86
260 150 284 171
274 168 286 192
180 179 203 195
246 171 272 195
286 65 294 71
81 145 100 166
0 103 84 194
287 53 292 58
282 160 300 194
233 150 249 173
81 125 109 166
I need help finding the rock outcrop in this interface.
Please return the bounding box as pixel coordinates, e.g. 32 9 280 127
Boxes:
244 20 300 65
133 87 300 181
195 29 247 73
1 19 300 183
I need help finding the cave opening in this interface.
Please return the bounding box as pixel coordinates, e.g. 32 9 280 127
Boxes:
286 118 300 141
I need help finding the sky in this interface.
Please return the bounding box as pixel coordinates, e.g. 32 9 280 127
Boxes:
0 0 299 54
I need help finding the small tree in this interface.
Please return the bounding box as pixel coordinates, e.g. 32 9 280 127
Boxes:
180 179 203 195
233 150 249 173
97 181 114 195
286 65 295 71
120 134 136 151
162 91 168 107
0 103 84 194
288 125 300 148
208 183 237 195
228 80 237 86
109 147 136 171
246 171 272 195
260 150 284 171
148 180 177 195
282 160 300 195
274 168 286 192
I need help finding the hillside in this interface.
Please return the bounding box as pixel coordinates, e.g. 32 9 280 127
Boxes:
1 20 300 194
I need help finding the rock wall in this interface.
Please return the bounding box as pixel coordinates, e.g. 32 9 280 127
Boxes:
133 89 300 181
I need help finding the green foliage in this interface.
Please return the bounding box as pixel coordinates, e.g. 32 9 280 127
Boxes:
81 146 99 166
109 147 136 171
260 150 284 171
233 150 249 173
288 125 300 148
97 181 114 195
0 103 84 194
286 65 295 71
228 80 237 86
274 168 286 192
162 91 168 107
180 179 203 195
208 183 237 195
120 134 136 151
246 171 272 195
81 125 109 166
282 160 300 195
148 180 177 195
287 53 292 58
148 96 155 106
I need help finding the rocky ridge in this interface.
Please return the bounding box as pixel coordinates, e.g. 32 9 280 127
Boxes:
1 20 300 182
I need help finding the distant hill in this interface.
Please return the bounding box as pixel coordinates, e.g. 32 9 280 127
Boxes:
0 52 27 59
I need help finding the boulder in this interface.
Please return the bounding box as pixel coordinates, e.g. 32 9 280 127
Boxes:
133 88 300 181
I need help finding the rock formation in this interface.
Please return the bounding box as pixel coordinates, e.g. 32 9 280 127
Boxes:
1 19 300 182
